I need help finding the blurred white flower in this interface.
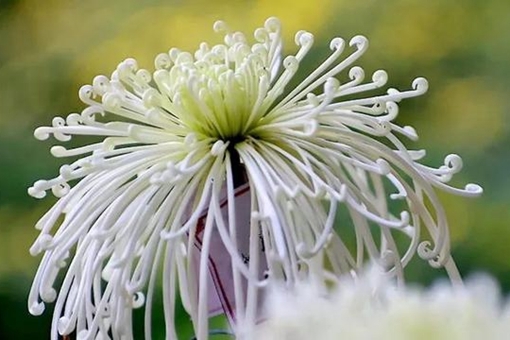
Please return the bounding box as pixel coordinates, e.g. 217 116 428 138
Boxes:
254 269 510 340
28 17 481 339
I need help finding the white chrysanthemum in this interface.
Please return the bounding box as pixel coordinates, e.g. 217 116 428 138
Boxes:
254 269 510 340
28 17 481 339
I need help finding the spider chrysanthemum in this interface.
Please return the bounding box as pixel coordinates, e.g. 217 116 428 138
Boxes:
28 17 481 340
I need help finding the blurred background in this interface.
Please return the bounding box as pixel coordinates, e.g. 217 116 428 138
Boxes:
0 0 509 338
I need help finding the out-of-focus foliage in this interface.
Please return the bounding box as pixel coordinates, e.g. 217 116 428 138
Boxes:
0 0 508 338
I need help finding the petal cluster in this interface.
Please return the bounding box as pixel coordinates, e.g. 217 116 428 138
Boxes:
254 270 510 340
28 17 481 339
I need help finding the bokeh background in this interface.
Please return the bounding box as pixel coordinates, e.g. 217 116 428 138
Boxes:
0 0 509 338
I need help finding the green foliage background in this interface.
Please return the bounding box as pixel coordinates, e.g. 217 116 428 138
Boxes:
0 0 509 338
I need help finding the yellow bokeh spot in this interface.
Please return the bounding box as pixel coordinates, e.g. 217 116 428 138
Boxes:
0 204 49 277
425 78 506 152
69 0 335 83
373 1 472 61
9 0 334 85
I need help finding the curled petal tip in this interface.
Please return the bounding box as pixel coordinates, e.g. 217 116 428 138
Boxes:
92 75 110 95
329 37 345 51
412 77 429 93
29 301 45 316
40 287 57 302
417 241 438 261
349 66 364 80
132 292 145 308
349 35 369 51
282 56 299 71
372 70 388 86
52 182 70 197
376 158 391 175
444 154 463 170
213 20 228 33
264 17 281 32
465 183 483 195
57 317 73 336
154 52 172 70
28 186 46 199
50 146 67 158
33 127 50 141
295 30 314 47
